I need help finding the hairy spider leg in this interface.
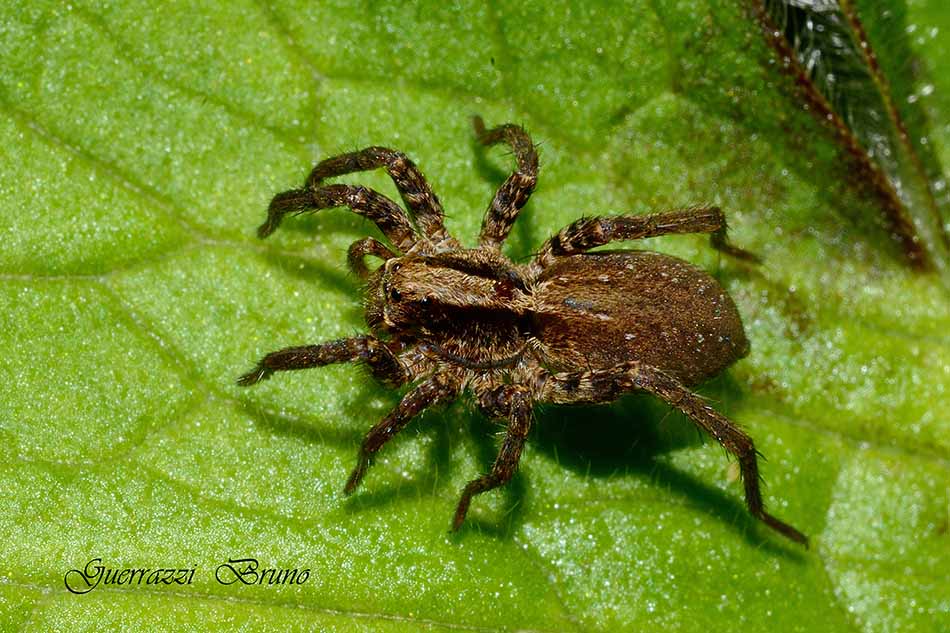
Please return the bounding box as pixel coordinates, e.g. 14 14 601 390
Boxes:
452 384 534 530
237 336 407 388
533 205 761 271
344 373 460 495
473 116 539 250
258 184 418 253
304 146 455 245
348 237 396 279
540 361 808 545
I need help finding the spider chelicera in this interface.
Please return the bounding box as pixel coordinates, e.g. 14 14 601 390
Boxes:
238 117 807 545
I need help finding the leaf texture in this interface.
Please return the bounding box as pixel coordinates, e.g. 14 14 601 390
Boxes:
1 1 948 631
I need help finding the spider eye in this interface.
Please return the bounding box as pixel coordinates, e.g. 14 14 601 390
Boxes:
420 296 431 306
389 287 402 301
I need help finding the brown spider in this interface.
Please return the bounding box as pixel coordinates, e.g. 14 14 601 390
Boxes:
238 117 807 545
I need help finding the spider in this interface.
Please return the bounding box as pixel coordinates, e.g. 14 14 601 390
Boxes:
238 117 807 546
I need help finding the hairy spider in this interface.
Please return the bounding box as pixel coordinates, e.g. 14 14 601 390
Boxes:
238 117 807 545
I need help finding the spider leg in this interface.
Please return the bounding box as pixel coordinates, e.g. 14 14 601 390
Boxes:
344 372 460 495
304 147 456 245
533 205 760 270
347 237 396 279
452 384 534 530
258 184 417 253
540 361 807 545
473 116 539 250
237 336 407 388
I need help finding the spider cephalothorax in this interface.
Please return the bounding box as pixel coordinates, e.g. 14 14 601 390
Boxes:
238 117 807 545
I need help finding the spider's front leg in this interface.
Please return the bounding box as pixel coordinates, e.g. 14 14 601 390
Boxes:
303 146 455 245
533 205 760 271
473 116 539 250
452 384 534 530
237 336 407 387
540 361 808 545
347 237 396 279
259 183 418 253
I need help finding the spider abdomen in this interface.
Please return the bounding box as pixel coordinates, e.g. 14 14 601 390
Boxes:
531 251 749 385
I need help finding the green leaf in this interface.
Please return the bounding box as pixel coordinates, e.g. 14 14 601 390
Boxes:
2 1 948 631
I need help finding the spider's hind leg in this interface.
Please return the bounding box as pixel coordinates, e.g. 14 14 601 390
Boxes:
534 205 760 270
540 361 807 545
632 365 807 545
473 116 539 251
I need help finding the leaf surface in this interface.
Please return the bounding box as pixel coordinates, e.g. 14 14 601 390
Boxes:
1 1 948 631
